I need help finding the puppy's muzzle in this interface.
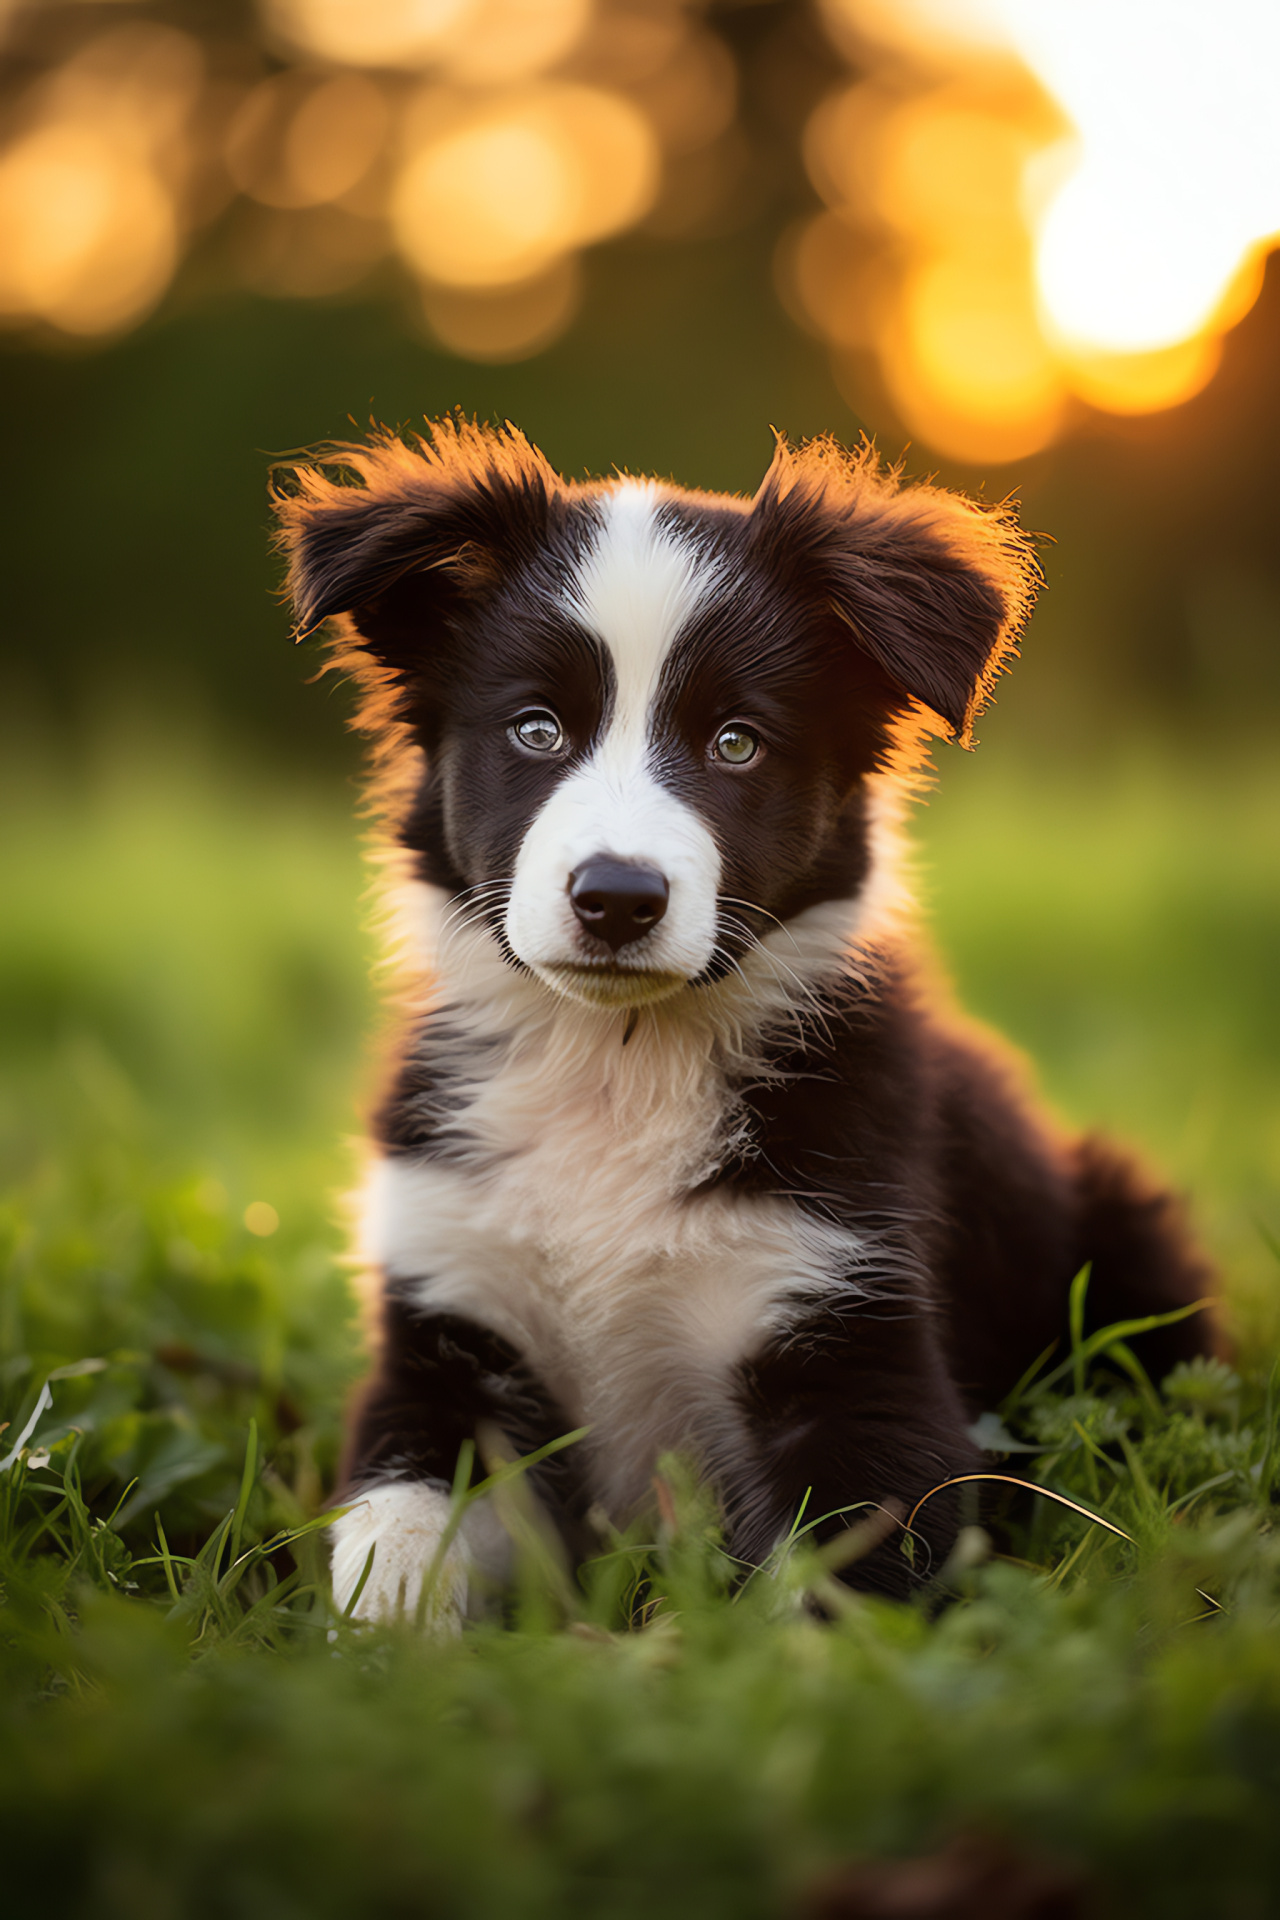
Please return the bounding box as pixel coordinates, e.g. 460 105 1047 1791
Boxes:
569 859 669 954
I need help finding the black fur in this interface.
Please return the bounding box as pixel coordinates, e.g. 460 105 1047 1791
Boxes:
344 1299 593 1557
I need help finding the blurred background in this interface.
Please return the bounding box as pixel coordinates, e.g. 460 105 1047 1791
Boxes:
1 0 1277 1479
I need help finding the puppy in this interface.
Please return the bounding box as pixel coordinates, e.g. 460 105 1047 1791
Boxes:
274 419 1214 1621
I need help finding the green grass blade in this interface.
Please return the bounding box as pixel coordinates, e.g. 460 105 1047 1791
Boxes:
342 1543 377 1621
154 1514 182 1604
1104 1338 1162 1416
1259 1354 1280 1502
416 1427 590 1629
228 1418 258 1573
1069 1262 1092 1397
997 1339 1061 1421
1037 1298 1212 1396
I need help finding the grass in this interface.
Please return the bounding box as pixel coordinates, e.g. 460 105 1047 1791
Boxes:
2 725 1279 1917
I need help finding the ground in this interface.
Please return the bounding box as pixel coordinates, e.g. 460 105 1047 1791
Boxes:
2 727 1278 1918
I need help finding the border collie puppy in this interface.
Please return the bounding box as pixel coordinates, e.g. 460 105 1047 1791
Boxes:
274 418 1214 1622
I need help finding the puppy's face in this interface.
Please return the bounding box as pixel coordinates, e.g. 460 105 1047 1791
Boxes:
421 484 896 1007
277 425 1037 1009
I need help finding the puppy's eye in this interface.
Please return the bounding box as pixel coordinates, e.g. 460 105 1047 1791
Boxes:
711 723 761 767
510 710 565 755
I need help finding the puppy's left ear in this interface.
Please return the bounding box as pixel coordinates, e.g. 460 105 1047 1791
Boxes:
751 436 1043 745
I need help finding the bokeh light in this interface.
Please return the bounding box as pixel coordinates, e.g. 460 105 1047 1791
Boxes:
0 23 200 336
0 0 698 356
0 0 1275 455
419 254 582 359
264 0 478 71
225 71 390 210
266 0 592 83
392 83 656 289
803 0 1280 459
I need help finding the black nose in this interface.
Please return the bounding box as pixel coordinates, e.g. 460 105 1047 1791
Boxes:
569 860 669 954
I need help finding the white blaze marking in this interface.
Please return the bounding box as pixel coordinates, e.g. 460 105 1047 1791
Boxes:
566 480 710 764
504 482 725 997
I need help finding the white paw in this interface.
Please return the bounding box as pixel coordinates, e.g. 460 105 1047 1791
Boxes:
330 1481 468 1631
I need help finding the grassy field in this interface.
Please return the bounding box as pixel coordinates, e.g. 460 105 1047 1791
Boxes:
2 726 1279 1918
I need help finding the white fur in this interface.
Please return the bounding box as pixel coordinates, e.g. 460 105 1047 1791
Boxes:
565 481 712 754
504 484 723 1002
330 1481 463 1628
330 1480 511 1628
359 876 912 1523
366 1161 875 1523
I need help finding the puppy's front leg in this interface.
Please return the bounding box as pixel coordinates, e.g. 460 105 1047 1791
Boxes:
330 1290 579 1629
731 1303 981 1598
330 1479 472 1630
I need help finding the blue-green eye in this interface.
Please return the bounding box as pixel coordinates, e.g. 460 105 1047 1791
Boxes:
510 710 564 754
712 723 761 766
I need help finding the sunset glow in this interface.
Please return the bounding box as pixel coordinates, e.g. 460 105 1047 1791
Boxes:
1001 0 1280 355
807 0 1280 458
0 0 1274 440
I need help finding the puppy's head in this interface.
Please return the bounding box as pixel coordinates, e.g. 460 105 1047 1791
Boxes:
275 420 1039 1009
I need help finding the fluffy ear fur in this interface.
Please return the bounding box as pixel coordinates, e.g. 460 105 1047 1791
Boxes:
271 417 562 671
749 436 1042 744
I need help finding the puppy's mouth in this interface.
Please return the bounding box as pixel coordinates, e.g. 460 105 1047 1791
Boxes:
538 961 688 1007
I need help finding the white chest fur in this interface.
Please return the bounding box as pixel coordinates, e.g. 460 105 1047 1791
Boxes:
360 981 874 1518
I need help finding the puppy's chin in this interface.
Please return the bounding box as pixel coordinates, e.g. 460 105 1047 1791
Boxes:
531 961 690 1008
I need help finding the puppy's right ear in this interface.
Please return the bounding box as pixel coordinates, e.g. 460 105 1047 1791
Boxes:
272 418 560 676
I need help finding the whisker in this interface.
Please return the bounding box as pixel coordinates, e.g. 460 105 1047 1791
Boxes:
438 879 512 918
437 879 514 951
450 879 514 904
717 895 843 1046
719 895 803 954
437 891 510 939
718 912 826 1006
720 927 836 1052
440 898 510 938
708 936 832 1059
